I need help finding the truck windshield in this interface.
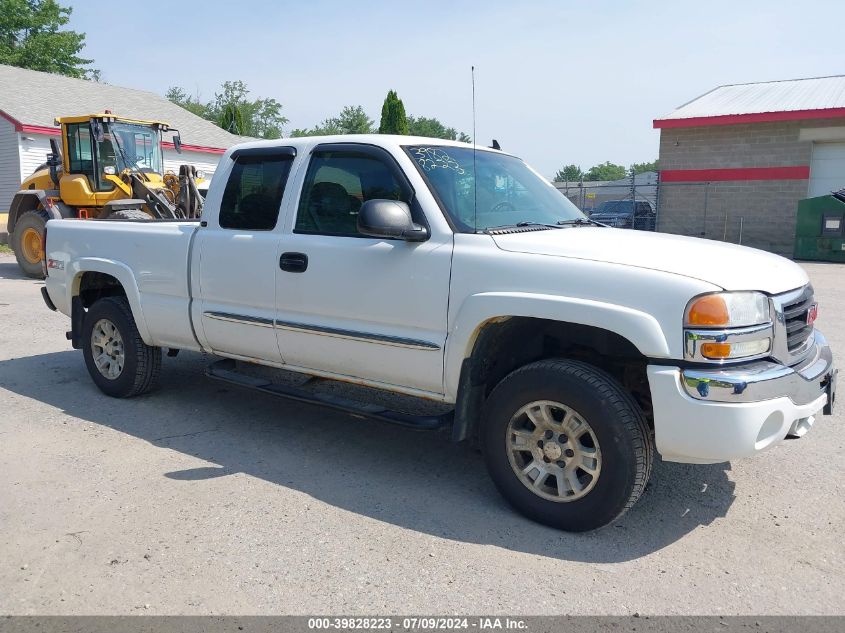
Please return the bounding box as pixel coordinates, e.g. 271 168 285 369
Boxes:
98 122 163 175
405 145 584 232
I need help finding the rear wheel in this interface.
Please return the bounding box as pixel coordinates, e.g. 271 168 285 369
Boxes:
82 296 161 397
481 359 652 532
12 210 47 278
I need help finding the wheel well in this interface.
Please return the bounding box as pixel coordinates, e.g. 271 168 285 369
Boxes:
77 272 127 308
453 317 653 442
7 194 41 234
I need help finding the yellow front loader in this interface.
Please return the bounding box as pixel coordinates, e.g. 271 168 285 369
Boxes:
8 113 205 277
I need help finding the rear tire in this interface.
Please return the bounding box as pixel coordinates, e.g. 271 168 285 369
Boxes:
82 296 161 398
106 209 152 221
481 359 652 532
11 210 47 278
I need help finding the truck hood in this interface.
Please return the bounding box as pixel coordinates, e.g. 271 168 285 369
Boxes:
491 227 808 294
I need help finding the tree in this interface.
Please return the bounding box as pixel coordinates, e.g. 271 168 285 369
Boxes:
250 97 285 139
166 80 288 139
165 86 208 118
631 159 658 175
553 164 583 183
585 161 627 182
219 102 244 135
335 105 374 134
0 0 94 78
378 90 408 135
207 80 288 138
291 105 375 137
290 118 341 137
406 115 470 142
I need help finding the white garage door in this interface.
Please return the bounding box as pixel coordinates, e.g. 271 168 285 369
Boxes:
809 142 845 197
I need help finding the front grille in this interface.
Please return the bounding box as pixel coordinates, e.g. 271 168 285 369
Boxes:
782 285 815 352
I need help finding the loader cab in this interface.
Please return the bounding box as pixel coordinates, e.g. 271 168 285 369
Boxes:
56 114 169 205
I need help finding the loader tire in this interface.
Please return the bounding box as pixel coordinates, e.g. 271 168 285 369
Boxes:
106 209 152 221
12 210 48 279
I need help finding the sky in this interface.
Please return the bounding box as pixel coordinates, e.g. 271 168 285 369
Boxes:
69 0 845 178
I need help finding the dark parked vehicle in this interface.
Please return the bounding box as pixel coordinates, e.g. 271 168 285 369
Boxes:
589 200 656 231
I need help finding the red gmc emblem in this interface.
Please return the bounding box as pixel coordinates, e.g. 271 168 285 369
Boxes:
807 303 819 326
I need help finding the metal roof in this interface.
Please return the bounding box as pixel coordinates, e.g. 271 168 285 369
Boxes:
655 75 845 128
0 64 244 150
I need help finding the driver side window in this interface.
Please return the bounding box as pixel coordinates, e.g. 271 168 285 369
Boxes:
294 151 409 237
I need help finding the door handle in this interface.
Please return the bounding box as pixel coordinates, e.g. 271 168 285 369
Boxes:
280 252 308 273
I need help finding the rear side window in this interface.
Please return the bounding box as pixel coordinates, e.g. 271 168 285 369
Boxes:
219 155 293 230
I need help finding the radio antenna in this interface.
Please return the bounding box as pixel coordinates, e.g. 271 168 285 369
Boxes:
472 65 477 232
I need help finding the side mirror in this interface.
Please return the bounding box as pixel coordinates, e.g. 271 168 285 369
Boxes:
357 199 428 242
173 133 182 154
91 119 105 143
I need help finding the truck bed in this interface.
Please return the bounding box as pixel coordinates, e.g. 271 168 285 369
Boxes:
44 218 201 351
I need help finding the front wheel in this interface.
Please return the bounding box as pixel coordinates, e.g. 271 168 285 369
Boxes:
481 359 652 532
82 296 161 397
11 210 47 278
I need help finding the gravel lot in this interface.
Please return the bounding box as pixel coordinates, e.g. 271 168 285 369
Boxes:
0 252 842 615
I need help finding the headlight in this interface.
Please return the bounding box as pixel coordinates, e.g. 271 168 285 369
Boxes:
684 292 772 361
685 291 770 328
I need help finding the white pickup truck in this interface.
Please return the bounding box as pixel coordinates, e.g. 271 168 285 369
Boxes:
41 135 836 531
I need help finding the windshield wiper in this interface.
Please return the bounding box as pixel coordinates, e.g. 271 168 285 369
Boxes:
556 217 604 227
481 221 562 233
516 221 563 229
109 130 139 177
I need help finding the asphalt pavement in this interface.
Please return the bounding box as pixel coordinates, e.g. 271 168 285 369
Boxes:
0 253 842 615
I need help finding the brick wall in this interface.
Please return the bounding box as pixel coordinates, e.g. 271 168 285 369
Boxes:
657 180 809 256
656 118 845 256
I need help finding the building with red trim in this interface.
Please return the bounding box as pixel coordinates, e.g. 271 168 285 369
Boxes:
654 75 845 256
0 64 246 239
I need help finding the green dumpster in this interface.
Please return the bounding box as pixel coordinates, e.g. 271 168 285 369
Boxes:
793 191 845 262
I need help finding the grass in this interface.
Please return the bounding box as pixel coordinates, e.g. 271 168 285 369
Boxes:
0 243 12 254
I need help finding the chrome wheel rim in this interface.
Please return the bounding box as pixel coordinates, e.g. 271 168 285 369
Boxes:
91 319 125 380
506 400 601 502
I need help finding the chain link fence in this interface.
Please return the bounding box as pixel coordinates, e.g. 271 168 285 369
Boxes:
554 171 658 231
555 172 801 255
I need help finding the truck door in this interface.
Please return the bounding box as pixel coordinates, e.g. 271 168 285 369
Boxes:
274 143 452 395
194 147 296 362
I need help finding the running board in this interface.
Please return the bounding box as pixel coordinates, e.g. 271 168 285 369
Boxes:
205 359 452 430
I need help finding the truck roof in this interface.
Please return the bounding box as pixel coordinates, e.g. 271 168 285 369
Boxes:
226 134 512 157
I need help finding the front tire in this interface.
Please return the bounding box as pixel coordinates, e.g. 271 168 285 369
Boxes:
11 210 47 278
82 297 161 398
481 359 652 532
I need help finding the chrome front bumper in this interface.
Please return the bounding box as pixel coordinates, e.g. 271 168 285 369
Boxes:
681 330 836 408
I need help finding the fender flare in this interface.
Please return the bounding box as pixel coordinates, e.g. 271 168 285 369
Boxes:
67 257 153 344
443 292 671 399
8 190 73 234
